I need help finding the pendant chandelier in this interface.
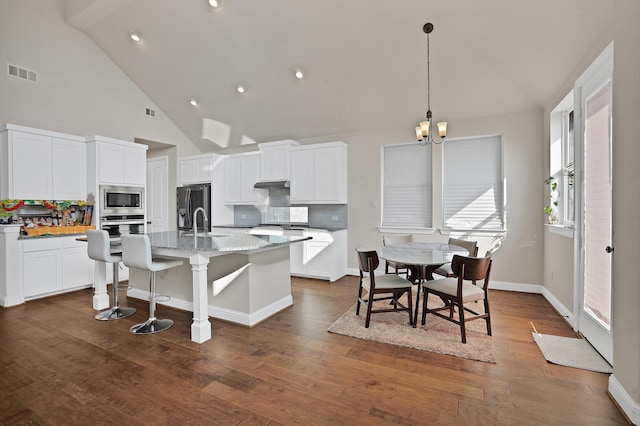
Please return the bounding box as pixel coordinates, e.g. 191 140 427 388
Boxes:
415 23 447 146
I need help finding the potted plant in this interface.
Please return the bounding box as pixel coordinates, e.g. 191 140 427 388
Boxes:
544 176 558 224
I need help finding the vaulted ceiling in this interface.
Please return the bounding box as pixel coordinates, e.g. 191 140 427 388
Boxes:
64 0 613 152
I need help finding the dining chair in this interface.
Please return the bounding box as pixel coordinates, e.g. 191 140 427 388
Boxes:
421 255 492 343
433 238 478 278
382 234 413 277
356 247 414 328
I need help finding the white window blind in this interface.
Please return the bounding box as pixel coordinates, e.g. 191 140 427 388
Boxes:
443 136 504 231
382 143 432 228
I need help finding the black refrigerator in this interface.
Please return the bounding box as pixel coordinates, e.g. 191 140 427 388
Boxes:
177 183 211 231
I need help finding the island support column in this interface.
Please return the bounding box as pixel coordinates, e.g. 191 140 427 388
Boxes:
92 260 110 310
190 252 212 343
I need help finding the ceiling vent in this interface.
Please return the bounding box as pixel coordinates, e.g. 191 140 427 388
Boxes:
8 63 37 83
145 107 157 117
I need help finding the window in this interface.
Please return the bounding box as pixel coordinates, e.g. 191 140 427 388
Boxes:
381 136 504 232
442 136 505 231
382 143 432 228
550 91 575 228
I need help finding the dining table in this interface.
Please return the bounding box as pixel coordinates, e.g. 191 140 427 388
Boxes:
380 241 469 327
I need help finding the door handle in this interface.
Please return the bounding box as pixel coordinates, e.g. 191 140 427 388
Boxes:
605 246 614 253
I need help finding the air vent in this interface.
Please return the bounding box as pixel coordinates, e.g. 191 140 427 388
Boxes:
8 63 37 83
145 107 157 117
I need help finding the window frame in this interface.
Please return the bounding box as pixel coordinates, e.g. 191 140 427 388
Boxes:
549 91 575 237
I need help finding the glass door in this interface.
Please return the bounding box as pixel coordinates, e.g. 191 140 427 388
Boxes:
576 44 613 364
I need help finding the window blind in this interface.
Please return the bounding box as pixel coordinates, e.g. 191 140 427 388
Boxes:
382 143 432 228
443 136 504 230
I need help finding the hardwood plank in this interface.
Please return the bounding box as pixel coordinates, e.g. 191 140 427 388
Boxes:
0 277 628 424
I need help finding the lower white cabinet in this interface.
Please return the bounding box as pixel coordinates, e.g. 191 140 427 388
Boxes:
288 229 347 282
22 236 93 298
62 238 94 289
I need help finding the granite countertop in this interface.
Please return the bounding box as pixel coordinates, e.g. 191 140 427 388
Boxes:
213 224 348 232
147 230 310 254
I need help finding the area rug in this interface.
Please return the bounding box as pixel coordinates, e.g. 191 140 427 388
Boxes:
327 300 496 363
532 333 613 373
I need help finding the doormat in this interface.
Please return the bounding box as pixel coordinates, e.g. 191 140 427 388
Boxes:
532 332 612 373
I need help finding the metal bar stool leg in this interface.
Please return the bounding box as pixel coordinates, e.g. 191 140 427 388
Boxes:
129 271 174 334
95 261 136 321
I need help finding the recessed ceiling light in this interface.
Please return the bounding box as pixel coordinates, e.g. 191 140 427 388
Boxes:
129 32 141 42
190 99 199 106
209 0 220 7
236 85 245 94
294 69 304 79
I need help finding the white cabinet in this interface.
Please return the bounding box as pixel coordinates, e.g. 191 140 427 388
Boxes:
258 139 298 182
62 237 94 289
0 124 86 200
290 142 347 204
286 229 348 282
22 236 94 298
179 153 222 185
223 153 266 205
88 136 148 187
52 138 86 200
22 238 62 297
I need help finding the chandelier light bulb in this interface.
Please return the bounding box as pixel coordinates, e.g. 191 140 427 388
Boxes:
209 0 220 8
236 85 245 94
295 69 304 79
190 99 198 106
129 32 141 42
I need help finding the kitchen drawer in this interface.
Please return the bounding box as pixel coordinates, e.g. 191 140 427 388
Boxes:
62 235 87 248
22 238 63 252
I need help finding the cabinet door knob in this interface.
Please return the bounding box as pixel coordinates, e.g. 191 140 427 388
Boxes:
605 246 614 253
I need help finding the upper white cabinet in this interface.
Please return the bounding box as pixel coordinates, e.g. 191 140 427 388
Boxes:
52 138 86 200
0 124 86 200
223 152 266 205
290 142 347 204
87 136 148 187
179 153 223 185
258 139 299 182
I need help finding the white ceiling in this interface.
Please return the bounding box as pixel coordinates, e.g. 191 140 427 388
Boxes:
64 0 614 152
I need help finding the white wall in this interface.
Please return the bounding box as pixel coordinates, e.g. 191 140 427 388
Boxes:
611 0 640 416
0 0 201 157
299 108 544 287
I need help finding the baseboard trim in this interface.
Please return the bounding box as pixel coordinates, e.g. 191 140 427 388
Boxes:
609 375 640 425
127 288 293 327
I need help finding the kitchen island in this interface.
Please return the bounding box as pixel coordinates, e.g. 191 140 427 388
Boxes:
93 231 309 344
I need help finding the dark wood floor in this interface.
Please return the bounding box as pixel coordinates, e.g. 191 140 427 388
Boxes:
0 276 628 425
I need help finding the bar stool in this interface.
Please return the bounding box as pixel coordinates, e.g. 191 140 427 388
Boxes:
121 234 183 334
86 230 136 321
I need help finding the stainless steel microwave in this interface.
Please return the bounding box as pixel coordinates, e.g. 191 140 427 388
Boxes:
100 185 145 216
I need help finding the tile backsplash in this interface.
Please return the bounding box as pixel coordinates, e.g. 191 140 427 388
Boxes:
233 188 348 229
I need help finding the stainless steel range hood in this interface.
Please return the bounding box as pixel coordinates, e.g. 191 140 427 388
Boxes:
253 180 290 189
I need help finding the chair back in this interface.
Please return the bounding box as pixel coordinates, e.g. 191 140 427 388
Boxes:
383 234 413 246
121 234 153 271
451 255 492 289
87 229 121 263
448 237 478 257
356 248 379 273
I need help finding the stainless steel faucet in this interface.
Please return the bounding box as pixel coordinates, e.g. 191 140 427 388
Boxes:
192 207 208 235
